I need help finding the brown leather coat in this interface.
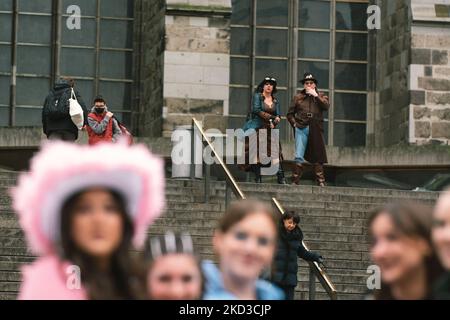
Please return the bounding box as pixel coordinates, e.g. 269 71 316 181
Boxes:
286 90 330 128
287 89 330 164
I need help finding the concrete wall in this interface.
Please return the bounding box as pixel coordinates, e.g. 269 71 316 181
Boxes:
162 0 231 137
409 1 450 145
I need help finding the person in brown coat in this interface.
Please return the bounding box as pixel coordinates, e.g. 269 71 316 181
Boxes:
287 73 329 186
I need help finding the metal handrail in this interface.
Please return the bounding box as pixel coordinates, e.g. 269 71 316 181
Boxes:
191 118 337 300
272 198 338 300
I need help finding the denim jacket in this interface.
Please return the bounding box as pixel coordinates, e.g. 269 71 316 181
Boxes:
243 93 281 132
202 260 285 300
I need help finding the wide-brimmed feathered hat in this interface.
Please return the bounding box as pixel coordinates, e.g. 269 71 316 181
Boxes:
300 72 318 85
11 140 166 256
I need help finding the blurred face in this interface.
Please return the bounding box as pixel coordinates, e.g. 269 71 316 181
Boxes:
370 213 431 285
147 254 202 300
283 218 296 232
70 188 124 259
304 80 316 90
213 212 277 282
432 195 450 270
263 82 274 94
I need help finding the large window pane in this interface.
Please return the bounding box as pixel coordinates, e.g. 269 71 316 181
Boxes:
336 3 368 31
255 59 287 87
16 77 50 106
18 15 51 44
0 13 12 41
100 0 133 18
0 44 11 73
255 29 288 57
61 48 95 77
98 81 132 110
336 32 367 61
231 27 251 55
299 31 330 59
61 18 96 46
0 107 9 126
231 0 251 25
0 76 10 105
73 79 94 106
298 61 329 89
334 122 366 147
0 1 12 11
230 57 250 85
256 0 288 27
17 46 51 75
100 19 133 49
18 0 52 13
334 93 367 121
299 0 330 29
334 63 367 91
62 0 97 17
229 87 251 115
15 107 42 126
99 50 133 79
275 89 288 116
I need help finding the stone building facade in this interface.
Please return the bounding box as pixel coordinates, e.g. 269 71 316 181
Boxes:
1 0 449 167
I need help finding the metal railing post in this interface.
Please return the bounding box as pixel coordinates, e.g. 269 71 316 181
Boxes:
309 264 316 300
204 162 210 203
190 121 195 180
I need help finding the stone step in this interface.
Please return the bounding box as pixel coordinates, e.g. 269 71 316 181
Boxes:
0 282 20 292
0 272 21 282
0 292 18 300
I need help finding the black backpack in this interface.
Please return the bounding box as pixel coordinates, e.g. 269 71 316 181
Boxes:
45 88 71 120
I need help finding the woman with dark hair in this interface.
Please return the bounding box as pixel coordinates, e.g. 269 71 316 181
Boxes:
12 141 165 299
240 77 286 184
202 199 284 300
144 232 204 300
368 201 445 300
272 211 323 300
431 188 450 299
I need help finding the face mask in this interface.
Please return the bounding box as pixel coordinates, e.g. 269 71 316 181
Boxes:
95 107 105 114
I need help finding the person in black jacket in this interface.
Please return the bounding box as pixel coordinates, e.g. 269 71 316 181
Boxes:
272 211 323 300
42 77 88 141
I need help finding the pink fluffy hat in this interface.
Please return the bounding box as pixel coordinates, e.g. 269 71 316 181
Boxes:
10 141 166 256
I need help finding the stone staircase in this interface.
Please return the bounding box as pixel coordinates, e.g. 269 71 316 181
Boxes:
0 170 440 300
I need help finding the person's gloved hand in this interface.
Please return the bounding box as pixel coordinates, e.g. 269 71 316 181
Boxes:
312 252 324 266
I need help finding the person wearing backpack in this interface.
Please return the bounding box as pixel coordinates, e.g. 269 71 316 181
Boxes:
42 77 88 141
86 95 122 145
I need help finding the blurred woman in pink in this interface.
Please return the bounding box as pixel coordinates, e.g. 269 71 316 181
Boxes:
11 141 165 299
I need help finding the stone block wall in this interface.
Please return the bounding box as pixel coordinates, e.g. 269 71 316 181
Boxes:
162 0 231 137
409 3 450 145
371 0 411 147
133 0 165 137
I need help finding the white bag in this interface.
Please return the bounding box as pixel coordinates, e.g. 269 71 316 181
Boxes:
69 88 84 130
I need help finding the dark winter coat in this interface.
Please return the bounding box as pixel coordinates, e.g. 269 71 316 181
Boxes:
433 272 450 300
272 225 321 287
42 80 88 138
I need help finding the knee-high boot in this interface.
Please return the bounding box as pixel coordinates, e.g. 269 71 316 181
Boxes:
314 163 326 187
291 163 303 185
